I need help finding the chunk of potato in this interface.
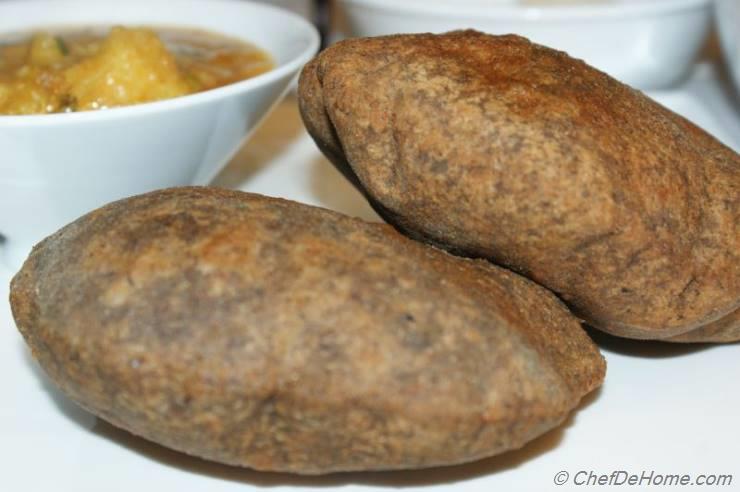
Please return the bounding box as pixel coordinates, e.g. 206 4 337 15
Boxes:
64 27 195 110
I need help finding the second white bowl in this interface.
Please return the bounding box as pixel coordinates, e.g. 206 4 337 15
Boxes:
336 0 711 90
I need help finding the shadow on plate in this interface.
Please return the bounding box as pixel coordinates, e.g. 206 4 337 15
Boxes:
586 326 715 358
212 94 306 189
711 45 740 111
209 90 380 224
308 155 381 222
20 340 600 487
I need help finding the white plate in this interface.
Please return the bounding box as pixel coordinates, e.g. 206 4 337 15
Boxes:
1 62 739 492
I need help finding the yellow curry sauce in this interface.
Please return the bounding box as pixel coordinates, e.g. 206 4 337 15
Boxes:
0 26 274 115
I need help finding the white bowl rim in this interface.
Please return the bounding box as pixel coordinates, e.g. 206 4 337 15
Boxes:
0 0 320 127
339 0 711 21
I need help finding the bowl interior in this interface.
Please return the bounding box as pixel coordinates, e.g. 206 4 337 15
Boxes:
0 0 319 86
0 0 320 126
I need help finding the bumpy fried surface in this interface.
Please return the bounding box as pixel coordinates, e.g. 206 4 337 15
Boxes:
299 30 740 342
10 187 604 474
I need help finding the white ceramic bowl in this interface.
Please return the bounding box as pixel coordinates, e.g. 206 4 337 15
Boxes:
715 0 740 97
252 0 316 20
0 0 320 269
335 0 711 89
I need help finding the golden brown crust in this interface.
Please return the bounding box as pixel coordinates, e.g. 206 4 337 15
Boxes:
10 186 604 474
298 30 740 342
